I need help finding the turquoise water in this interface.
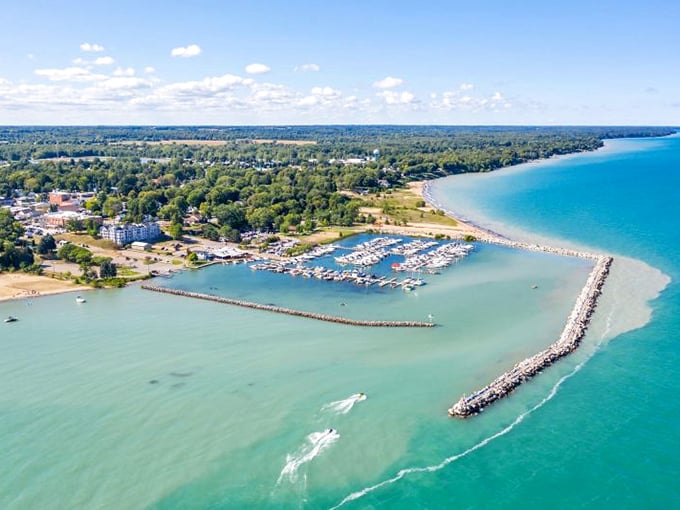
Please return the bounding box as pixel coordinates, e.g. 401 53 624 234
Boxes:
1 135 678 508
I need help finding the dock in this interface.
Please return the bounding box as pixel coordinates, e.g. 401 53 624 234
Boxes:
448 255 613 417
141 285 435 328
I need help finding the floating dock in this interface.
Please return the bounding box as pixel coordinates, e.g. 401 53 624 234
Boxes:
141 285 435 328
448 255 612 417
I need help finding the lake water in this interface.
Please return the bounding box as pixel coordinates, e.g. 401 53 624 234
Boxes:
1 135 678 508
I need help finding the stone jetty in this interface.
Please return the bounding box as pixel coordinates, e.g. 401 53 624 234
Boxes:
448 255 612 417
141 285 435 328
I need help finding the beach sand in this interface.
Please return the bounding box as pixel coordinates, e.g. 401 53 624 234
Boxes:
0 273 89 303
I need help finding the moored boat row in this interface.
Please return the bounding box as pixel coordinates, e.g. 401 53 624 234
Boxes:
250 262 426 290
393 242 474 272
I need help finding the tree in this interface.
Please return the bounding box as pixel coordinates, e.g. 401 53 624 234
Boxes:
37 234 56 255
168 221 184 240
213 203 247 231
0 208 23 243
202 223 220 241
102 196 124 218
0 241 34 270
65 218 85 232
99 259 117 278
57 243 92 265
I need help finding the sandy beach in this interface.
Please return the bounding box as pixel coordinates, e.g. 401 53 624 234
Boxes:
0 273 90 303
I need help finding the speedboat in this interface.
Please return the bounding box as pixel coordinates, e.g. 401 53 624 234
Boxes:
4 316 18 323
76 296 86 303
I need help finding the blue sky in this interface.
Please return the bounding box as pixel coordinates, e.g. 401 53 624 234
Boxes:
0 0 678 125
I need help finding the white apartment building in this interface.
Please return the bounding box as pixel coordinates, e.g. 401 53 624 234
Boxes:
99 222 161 246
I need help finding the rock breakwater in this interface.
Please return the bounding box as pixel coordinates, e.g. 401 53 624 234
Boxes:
448 255 612 417
141 285 435 328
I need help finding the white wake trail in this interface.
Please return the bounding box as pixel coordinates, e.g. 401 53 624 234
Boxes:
278 429 340 485
322 393 367 415
329 334 612 510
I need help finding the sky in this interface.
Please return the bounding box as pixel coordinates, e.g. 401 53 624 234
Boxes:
0 0 678 125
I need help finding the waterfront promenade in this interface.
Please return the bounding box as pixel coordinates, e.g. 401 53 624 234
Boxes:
141 285 435 328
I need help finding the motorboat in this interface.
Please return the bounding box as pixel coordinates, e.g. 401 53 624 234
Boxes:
76 296 87 303
4 316 18 323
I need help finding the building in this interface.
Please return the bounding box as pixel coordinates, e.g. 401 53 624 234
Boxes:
48 191 72 206
130 241 152 251
99 222 161 246
48 191 95 211
43 211 103 229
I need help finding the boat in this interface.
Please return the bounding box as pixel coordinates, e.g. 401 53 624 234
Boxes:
76 296 86 303
4 316 18 323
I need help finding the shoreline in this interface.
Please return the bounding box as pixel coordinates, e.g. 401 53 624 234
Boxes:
416 166 617 416
0 273 91 303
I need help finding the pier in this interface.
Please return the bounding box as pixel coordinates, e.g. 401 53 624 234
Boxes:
448 255 613 417
141 285 435 328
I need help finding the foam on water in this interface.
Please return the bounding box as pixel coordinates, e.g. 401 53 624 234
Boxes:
321 394 367 415
277 429 340 485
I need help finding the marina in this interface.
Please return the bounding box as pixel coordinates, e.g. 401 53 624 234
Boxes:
250 236 475 290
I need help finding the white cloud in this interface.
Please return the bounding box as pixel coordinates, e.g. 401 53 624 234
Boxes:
373 76 403 89
144 66 156 74
459 83 474 91
113 67 135 77
97 77 153 90
34 67 105 82
80 42 104 52
311 86 341 98
145 74 249 103
298 86 343 107
432 89 511 111
171 44 202 58
245 63 271 75
295 63 320 72
378 90 416 104
94 56 115 66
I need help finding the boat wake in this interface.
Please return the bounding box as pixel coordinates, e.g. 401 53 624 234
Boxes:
322 393 367 415
329 311 615 510
277 429 340 485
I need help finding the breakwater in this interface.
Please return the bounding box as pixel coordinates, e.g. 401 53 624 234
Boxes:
141 285 435 328
448 255 612 417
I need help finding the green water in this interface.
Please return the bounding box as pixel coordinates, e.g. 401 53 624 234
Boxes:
1 240 591 509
